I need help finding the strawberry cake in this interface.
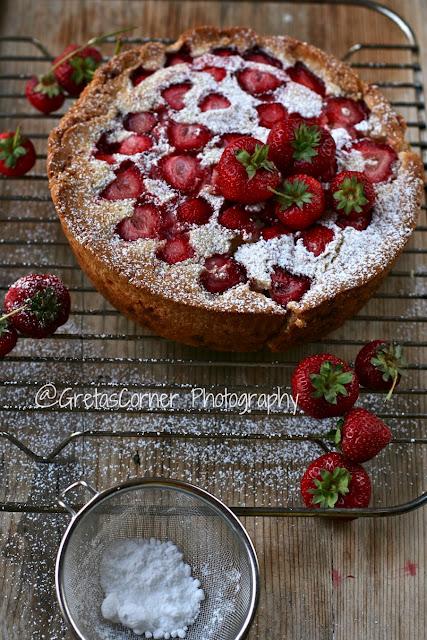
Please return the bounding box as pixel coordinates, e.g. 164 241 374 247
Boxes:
48 27 424 351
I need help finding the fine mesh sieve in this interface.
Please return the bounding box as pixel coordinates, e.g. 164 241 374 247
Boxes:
56 478 260 640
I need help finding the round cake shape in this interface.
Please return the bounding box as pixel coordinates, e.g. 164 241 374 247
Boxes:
48 27 424 352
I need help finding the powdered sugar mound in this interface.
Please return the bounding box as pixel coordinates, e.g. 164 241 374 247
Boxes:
100 538 204 639
190 219 233 258
275 82 323 118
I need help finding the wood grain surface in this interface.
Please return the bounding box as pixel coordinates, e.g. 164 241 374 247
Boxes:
0 1 426 639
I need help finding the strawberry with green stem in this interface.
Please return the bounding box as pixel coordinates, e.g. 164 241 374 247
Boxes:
301 452 371 510
330 170 375 230
291 353 360 418
215 137 280 203
26 27 134 111
271 173 325 230
355 340 406 399
0 126 36 177
4 273 70 338
267 117 336 179
326 408 392 463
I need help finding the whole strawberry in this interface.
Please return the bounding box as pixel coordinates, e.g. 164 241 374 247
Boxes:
215 137 280 203
267 118 336 179
330 408 392 463
292 353 359 418
0 316 18 357
301 452 371 509
272 174 325 230
54 44 102 96
330 171 375 221
25 74 65 114
0 127 36 177
4 274 70 338
355 340 405 398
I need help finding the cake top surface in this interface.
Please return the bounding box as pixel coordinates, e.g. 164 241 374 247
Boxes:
49 31 423 316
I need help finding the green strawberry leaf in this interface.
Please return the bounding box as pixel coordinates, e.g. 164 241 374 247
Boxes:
291 123 321 163
235 144 276 180
271 177 313 211
333 176 369 215
310 360 354 405
308 467 351 508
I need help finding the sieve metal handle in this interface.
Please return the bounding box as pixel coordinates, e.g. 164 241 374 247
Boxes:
57 480 98 518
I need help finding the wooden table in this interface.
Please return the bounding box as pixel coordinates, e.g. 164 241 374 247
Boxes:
0 1 425 639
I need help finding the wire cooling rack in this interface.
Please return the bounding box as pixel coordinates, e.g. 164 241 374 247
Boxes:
0 0 426 519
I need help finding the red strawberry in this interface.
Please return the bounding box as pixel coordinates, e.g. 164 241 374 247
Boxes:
4 274 70 338
162 83 192 110
212 47 237 57
256 103 287 128
156 234 194 264
336 210 372 231
0 316 18 357
168 122 212 153
301 452 371 509
237 68 282 96
351 140 398 183
243 49 282 69
286 61 325 96
291 353 359 418
270 267 310 307
94 151 116 164
124 112 157 134
300 224 334 256
272 174 325 231
118 135 153 155
261 223 290 239
53 44 102 96
165 49 193 66
333 408 392 463
160 155 203 194
267 119 336 178
220 133 253 147
177 198 213 225
218 205 257 235
200 254 247 293
101 162 144 201
323 97 367 134
215 137 280 203
25 74 65 114
201 66 226 81
0 128 36 177
116 204 163 241
130 67 154 86
330 171 375 222
355 340 405 397
199 93 231 111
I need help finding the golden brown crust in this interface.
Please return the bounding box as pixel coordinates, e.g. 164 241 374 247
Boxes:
48 26 424 352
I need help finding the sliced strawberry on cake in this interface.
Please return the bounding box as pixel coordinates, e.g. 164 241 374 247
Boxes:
200 254 247 293
162 82 192 110
286 61 325 96
323 97 368 135
160 154 204 194
237 68 283 96
101 162 145 201
218 205 258 236
116 203 164 240
300 225 335 256
269 267 311 307
156 233 195 264
351 140 398 183
168 122 212 153
177 198 213 225
199 93 231 111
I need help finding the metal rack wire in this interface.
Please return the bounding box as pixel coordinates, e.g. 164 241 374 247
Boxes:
0 0 426 519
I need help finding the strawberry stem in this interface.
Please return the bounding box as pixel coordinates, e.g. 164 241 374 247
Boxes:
0 303 28 323
50 26 135 73
386 372 399 402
